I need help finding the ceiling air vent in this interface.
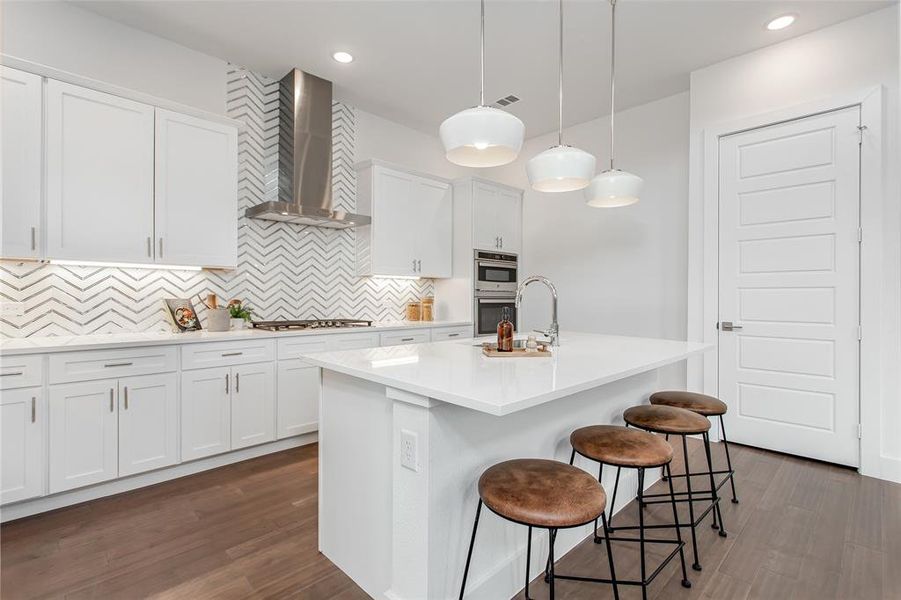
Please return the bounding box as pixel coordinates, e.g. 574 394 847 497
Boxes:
494 94 520 107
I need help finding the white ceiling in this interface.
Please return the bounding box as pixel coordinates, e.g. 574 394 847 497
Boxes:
74 0 892 138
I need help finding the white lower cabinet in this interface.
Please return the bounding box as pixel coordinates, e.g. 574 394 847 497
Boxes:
231 362 276 449
118 373 178 477
49 379 119 493
0 388 44 504
277 360 319 439
181 367 231 461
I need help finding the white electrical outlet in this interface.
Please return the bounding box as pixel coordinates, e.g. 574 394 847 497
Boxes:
400 429 419 472
0 302 24 317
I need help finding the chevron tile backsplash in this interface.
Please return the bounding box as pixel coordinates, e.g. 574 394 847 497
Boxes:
0 66 433 338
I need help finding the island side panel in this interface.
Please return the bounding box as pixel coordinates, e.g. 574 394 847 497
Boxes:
318 369 394 598
426 370 659 600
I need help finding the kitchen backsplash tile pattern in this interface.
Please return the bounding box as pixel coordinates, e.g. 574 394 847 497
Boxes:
0 66 433 338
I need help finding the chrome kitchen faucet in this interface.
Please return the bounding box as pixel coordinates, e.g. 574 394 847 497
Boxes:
514 275 559 347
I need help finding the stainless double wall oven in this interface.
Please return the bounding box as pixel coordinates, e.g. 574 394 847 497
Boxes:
473 250 518 336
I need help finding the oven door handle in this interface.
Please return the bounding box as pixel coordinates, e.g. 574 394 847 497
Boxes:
476 260 517 269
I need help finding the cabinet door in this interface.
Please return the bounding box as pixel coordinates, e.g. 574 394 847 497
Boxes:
277 360 319 439
45 80 154 263
181 367 230 461
155 109 238 268
372 168 418 276
472 182 501 251
231 362 275 449
415 178 452 278
49 380 118 493
118 373 178 477
495 188 522 254
1 67 42 260
0 388 44 504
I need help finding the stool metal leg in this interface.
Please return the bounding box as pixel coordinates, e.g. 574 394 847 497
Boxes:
681 435 703 571
704 433 727 538
548 528 557 600
525 526 532 600
666 462 692 589
593 463 604 543
459 500 482 600
600 512 620 600
661 434 670 481
608 466 621 526
637 468 648 600
720 415 740 504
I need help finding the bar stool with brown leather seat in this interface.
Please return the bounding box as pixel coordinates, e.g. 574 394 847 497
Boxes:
622 404 726 572
458 458 619 600
649 390 739 505
549 425 692 600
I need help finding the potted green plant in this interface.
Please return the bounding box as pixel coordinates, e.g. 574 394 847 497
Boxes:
227 299 253 330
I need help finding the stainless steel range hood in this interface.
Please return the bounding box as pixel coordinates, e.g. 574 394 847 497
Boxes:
244 69 370 229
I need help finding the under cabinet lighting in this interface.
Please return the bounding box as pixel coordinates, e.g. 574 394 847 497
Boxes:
766 14 796 30
50 259 203 271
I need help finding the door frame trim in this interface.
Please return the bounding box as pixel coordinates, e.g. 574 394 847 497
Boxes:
694 86 884 477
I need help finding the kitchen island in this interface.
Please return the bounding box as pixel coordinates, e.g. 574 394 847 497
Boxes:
302 332 711 600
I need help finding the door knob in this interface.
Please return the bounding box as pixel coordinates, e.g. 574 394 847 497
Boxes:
720 321 743 332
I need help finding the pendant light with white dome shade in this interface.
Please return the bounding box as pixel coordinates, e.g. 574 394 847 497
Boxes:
526 0 596 192
439 0 525 168
585 0 643 207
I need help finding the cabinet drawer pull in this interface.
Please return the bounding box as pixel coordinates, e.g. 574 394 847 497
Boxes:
109 388 114 412
0 372 24 377
221 352 243 357
124 386 129 410
31 397 36 423
104 362 133 368
236 373 240 393
401 337 414 342
447 333 460 337
225 373 229 394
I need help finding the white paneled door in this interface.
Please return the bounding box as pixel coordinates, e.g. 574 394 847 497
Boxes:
718 106 861 466
118 373 178 476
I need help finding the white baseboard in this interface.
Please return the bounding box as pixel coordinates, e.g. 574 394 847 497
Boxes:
0 433 317 523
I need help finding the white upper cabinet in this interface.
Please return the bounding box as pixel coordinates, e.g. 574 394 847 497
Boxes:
356 162 452 278
1 67 43 260
472 181 522 254
45 80 155 263
155 109 238 268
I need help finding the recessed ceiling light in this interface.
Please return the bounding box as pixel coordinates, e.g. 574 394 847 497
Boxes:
766 14 796 31
332 51 354 64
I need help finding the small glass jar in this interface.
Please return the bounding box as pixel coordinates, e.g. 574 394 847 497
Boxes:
406 302 422 321
421 297 434 321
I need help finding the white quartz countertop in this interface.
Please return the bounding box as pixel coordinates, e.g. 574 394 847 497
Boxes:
0 320 471 355
303 332 713 416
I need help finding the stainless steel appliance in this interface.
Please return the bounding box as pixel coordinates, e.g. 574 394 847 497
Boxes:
252 319 372 331
244 69 370 229
473 295 517 337
474 250 518 294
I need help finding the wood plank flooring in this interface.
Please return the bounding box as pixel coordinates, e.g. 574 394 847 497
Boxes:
2 440 898 599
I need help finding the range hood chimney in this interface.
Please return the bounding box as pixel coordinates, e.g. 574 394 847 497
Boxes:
244 69 370 229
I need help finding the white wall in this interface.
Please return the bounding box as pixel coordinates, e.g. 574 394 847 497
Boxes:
686 5 900 481
486 92 690 389
0 1 228 115
353 108 468 179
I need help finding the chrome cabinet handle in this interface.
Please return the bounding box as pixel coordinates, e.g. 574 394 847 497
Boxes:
159 237 164 258
104 362 133 368
0 372 23 377
147 236 152 257
236 373 240 393
447 333 460 337
31 227 36 251
401 337 414 342
500 236 503 248
225 373 229 394
31 397 36 423
416 259 421 272
221 352 243 357
123 386 129 410
109 388 114 412
412 259 416 272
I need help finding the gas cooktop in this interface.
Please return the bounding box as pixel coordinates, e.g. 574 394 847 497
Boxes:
251 319 373 332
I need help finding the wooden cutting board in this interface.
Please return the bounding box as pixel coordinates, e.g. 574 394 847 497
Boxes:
481 345 552 358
